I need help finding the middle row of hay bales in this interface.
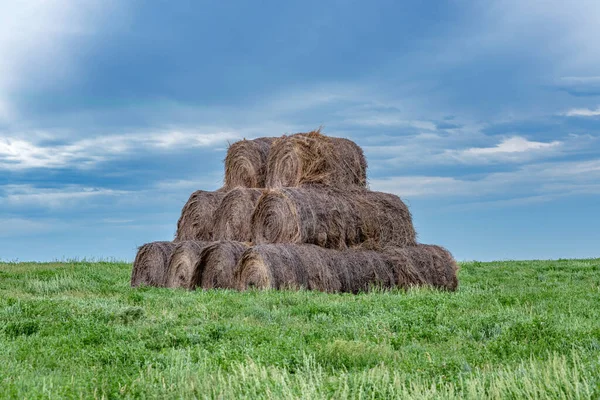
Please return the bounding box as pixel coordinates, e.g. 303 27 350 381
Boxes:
175 190 227 242
175 185 416 250
251 184 416 250
131 240 458 292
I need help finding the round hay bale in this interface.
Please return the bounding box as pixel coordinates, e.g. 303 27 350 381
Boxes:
235 244 458 293
251 185 416 250
164 241 211 289
175 189 227 241
333 249 396 293
234 244 342 292
213 188 263 242
234 244 396 293
224 137 275 189
193 241 250 289
265 130 367 189
353 190 417 250
384 245 459 291
131 241 177 287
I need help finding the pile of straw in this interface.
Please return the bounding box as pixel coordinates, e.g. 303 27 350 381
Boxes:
266 130 367 189
251 185 416 250
225 137 275 189
131 129 459 293
175 190 227 241
194 241 250 289
384 245 459 291
234 243 455 293
164 241 210 289
213 188 263 242
131 241 177 287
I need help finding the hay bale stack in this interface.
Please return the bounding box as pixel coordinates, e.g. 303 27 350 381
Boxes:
131 241 177 287
251 184 416 250
224 137 275 189
175 190 227 241
132 129 460 293
266 130 367 189
385 245 459 291
164 241 210 289
193 241 250 289
213 188 263 242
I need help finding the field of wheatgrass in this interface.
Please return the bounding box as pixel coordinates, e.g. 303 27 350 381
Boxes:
0 258 599 399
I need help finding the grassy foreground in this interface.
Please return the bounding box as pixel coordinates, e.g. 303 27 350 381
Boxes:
0 259 599 399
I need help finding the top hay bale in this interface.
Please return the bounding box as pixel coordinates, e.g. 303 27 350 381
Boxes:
266 129 368 189
224 137 275 189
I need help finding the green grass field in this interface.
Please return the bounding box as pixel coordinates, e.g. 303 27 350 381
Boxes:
1 259 599 399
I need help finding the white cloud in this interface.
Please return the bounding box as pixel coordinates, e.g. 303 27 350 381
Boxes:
0 130 240 170
363 133 573 168
0 1 118 123
563 107 600 117
0 185 130 209
446 137 563 164
371 159 600 201
0 217 67 238
154 177 223 192
146 131 239 148
462 137 561 155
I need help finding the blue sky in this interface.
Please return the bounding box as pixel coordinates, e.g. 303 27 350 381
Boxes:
1 0 599 262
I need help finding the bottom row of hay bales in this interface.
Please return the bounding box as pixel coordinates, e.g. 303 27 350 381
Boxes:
131 241 459 293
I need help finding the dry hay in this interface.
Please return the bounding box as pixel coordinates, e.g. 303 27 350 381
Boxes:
353 190 417 250
224 137 275 189
164 240 210 289
175 189 227 241
234 244 394 293
265 130 367 189
213 188 263 242
235 243 458 293
234 244 341 292
131 241 177 287
251 184 416 250
193 241 250 289
384 244 459 291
